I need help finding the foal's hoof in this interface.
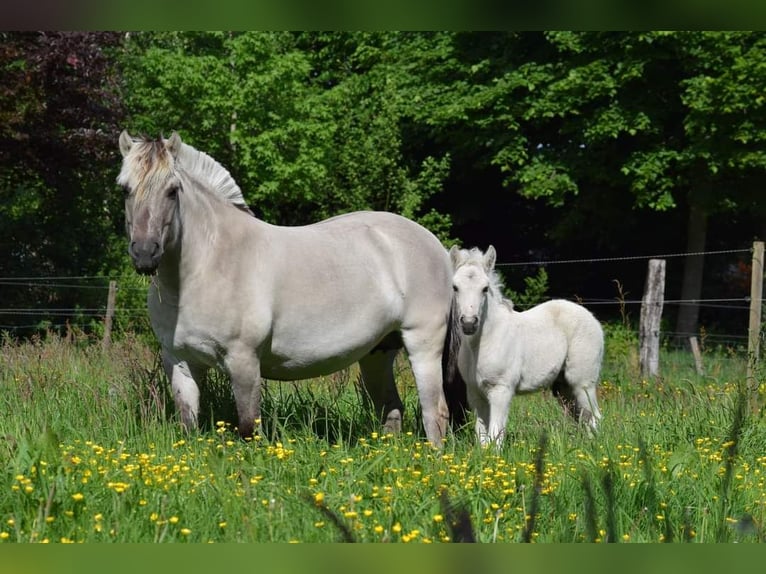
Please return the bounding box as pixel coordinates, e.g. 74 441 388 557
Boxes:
382 410 402 434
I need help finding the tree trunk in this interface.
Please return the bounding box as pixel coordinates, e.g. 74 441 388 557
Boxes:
675 201 708 346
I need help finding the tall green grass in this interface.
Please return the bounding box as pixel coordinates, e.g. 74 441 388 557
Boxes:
1 328 764 543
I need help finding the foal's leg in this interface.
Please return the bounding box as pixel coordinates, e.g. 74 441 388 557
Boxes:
486 384 512 448
359 348 405 434
572 385 602 431
163 351 205 432
563 331 604 432
466 383 490 446
554 376 602 432
551 376 576 420
224 344 263 439
402 327 450 448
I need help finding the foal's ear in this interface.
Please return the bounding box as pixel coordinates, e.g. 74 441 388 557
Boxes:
166 131 183 158
119 130 133 157
449 245 462 267
483 245 497 272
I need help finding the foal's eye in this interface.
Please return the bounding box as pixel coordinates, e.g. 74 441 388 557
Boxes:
452 285 458 293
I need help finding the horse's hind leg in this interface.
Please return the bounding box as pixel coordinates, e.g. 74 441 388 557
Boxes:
553 376 602 431
551 375 575 418
402 327 449 448
359 347 404 434
573 385 602 431
562 326 604 432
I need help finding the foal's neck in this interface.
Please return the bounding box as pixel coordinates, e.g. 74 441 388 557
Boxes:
483 292 513 330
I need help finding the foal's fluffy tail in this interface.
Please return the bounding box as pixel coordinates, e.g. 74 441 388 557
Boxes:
442 298 468 429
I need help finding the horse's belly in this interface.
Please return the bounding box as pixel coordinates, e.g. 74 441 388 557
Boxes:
260 323 393 381
260 360 357 381
516 357 564 393
259 346 368 380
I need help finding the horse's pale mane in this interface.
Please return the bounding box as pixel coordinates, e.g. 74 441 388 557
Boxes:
175 142 248 209
119 134 248 210
454 247 514 310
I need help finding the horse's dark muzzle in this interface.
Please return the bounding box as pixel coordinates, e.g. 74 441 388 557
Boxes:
460 317 479 335
129 240 162 275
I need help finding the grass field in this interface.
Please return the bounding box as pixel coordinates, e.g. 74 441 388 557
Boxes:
1 327 764 543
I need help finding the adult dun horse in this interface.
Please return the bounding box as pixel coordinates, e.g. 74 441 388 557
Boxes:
117 131 466 447
450 245 603 447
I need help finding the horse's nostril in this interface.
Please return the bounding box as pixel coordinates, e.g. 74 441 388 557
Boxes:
460 316 479 334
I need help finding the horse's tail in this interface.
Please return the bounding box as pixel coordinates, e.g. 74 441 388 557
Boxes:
442 296 469 429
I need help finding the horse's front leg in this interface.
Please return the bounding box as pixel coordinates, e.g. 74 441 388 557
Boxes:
486 384 512 448
224 346 262 439
466 383 490 446
162 351 206 432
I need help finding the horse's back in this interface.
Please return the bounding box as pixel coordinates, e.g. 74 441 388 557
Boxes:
512 300 602 383
537 299 604 379
533 299 603 342
269 211 451 304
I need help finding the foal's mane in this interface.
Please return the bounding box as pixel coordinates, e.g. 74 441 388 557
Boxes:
454 247 515 311
121 134 250 212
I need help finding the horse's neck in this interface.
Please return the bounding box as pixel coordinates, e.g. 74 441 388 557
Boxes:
486 295 517 334
156 182 227 294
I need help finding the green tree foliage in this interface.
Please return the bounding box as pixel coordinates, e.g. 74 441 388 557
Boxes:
0 32 126 335
3 31 765 339
400 31 766 335
121 31 452 236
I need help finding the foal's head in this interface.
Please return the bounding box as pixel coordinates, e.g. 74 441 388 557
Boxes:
450 245 497 336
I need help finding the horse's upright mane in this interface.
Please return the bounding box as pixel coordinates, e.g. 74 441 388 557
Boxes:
121 134 251 213
175 141 250 212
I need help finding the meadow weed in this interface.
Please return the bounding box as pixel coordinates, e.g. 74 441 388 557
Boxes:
1 331 764 543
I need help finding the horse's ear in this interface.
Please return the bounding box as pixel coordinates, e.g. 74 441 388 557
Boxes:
484 245 497 272
119 130 133 157
166 131 183 158
449 245 462 267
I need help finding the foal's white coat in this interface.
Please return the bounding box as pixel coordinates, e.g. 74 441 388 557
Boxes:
117 131 459 446
450 246 604 447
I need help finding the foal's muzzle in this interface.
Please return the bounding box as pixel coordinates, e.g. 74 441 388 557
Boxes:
460 316 479 335
129 240 162 275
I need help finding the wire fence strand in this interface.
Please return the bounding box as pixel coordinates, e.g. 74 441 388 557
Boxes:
0 246 759 341
496 247 751 267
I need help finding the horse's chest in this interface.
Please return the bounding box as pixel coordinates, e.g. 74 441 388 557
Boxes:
462 347 512 389
474 364 511 392
150 302 224 366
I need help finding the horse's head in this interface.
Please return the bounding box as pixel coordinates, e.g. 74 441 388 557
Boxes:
117 130 184 275
450 245 497 336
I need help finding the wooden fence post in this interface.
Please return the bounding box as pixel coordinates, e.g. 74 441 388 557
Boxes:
689 336 704 376
747 241 764 391
639 259 666 378
102 280 117 351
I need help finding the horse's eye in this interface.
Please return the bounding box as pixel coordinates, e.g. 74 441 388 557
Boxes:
167 185 179 199
482 286 489 293
452 285 458 292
